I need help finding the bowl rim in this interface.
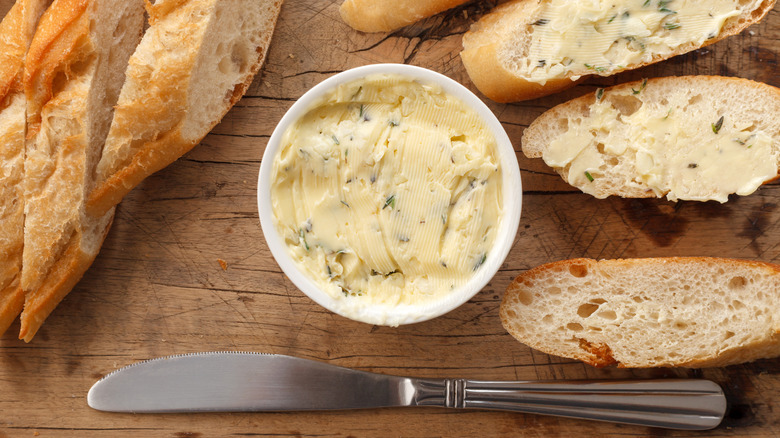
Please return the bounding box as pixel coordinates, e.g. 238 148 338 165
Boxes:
257 63 522 325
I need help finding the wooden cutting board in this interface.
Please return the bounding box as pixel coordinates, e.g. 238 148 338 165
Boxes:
1 0 778 436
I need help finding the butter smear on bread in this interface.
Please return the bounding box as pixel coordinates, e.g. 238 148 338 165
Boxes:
522 76 780 203
518 0 748 84
271 74 502 322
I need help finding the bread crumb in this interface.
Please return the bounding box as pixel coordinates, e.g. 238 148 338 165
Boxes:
218 259 228 271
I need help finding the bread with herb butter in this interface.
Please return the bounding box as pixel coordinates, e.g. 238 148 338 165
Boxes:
339 0 470 32
86 0 283 218
501 257 780 368
461 0 776 102
521 76 780 202
0 0 49 337
19 0 143 341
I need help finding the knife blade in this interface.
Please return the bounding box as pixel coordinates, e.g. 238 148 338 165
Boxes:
88 351 727 430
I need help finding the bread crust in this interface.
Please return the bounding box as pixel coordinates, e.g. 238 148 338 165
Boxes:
461 0 778 102
86 0 283 218
501 257 780 368
339 0 469 33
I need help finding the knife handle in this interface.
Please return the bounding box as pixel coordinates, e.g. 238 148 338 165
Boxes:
409 378 726 430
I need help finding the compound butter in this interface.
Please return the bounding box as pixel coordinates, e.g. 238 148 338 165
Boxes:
270 73 502 322
518 0 748 84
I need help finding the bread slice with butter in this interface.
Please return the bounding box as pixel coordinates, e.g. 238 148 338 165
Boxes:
86 0 283 218
20 0 144 341
501 258 780 368
522 76 780 202
0 0 49 337
339 0 469 32
461 0 776 102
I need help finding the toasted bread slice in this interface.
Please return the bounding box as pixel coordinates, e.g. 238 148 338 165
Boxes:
0 0 49 337
501 258 780 368
86 0 283 218
521 76 780 202
339 0 469 33
20 0 143 340
461 0 776 102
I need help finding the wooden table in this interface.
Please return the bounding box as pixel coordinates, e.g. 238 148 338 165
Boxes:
1 1 778 436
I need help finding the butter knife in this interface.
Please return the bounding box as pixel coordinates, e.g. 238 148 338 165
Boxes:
87 352 726 430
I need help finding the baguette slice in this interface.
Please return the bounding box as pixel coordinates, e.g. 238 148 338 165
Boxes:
461 0 776 102
0 0 49 337
522 76 780 203
339 0 469 33
501 258 780 368
86 0 283 218
20 0 143 341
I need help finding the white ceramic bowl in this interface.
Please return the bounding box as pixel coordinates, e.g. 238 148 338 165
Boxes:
257 64 522 325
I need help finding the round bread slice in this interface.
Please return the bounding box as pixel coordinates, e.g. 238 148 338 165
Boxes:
461 0 776 102
500 257 780 368
521 76 780 202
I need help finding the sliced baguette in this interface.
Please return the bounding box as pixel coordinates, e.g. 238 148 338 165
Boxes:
522 76 780 203
0 0 49 337
20 0 143 341
500 258 780 368
339 0 469 33
461 0 776 102
86 0 283 218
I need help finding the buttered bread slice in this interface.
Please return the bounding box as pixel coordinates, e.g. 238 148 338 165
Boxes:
461 0 776 102
522 76 780 202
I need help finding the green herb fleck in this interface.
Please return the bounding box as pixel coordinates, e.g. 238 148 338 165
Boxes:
340 200 350 208
350 86 363 100
733 138 746 145
607 14 617 24
383 195 396 210
441 214 447 224
299 228 309 251
326 265 332 277
632 78 648 95
584 63 607 72
712 116 724 134
332 135 340 145
389 120 399 127
596 88 604 101
359 104 365 119
663 21 681 30
643 0 651 6
532 18 549 26
473 253 487 271
585 171 595 182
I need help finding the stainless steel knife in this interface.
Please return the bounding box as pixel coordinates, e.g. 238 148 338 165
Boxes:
88 352 727 430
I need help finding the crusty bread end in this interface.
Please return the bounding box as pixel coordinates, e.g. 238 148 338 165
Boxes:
501 258 780 368
339 0 469 33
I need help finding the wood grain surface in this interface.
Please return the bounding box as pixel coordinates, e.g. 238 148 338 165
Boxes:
1 0 779 436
